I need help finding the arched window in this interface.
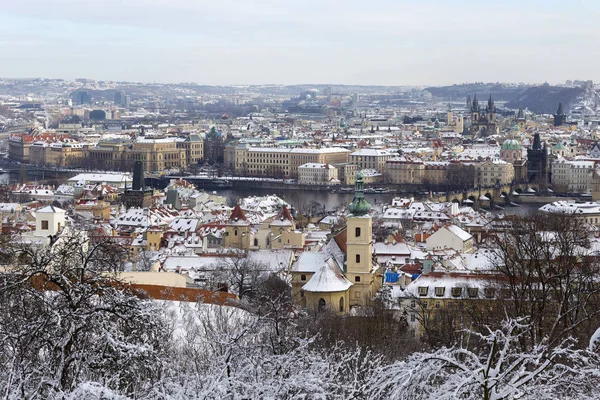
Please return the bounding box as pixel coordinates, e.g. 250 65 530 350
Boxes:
355 227 361 237
339 297 344 312
356 254 361 263
253 238 258 247
318 298 326 312
234 229 238 236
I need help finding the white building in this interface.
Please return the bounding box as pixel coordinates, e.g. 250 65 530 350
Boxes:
67 173 132 191
426 225 474 253
298 163 339 185
551 159 594 193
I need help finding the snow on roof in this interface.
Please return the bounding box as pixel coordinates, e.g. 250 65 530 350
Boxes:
350 148 395 157
0 203 20 212
68 173 132 185
403 272 502 299
445 225 473 241
169 218 202 233
373 241 411 256
37 205 65 214
302 258 352 293
540 201 600 215
293 252 330 273
298 163 336 169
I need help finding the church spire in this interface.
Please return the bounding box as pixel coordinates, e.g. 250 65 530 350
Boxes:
488 94 495 111
347 169 371 216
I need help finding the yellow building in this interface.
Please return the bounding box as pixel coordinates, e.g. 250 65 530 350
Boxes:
384 157 425 184
230 146 350 178
223 205 251 250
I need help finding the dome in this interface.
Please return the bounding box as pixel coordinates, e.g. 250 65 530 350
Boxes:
347 171 371 216
501 139 521 151
348 197 371 216
552 142 566 150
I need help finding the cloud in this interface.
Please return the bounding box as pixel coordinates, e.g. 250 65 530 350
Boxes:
0 0 599 84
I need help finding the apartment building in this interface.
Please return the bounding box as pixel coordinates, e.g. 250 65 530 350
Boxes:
474 159 514 187
230 146 350 178
551 159 595 193
298 163 339 185
384 157 425 184
349 149 395 173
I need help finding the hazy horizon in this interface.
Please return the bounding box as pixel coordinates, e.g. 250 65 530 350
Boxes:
2 0 599 86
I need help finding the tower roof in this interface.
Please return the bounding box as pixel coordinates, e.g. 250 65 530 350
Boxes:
275 204 293 222
302 257 352 293
347 170 371 216
228 205 247 222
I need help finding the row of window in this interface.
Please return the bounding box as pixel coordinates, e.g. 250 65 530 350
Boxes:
418 286 495 298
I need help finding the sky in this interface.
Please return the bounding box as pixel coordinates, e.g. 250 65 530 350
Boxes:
1 0 599 86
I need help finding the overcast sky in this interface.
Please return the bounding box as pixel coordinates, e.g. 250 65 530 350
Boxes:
1 0 599 86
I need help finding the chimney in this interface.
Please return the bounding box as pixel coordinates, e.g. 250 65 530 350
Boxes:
132 161 144 191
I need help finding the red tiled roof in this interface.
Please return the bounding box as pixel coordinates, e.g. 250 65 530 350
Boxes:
276 205 293 221
229 205 247 221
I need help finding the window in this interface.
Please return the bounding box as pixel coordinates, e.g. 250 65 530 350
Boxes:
451 287 462 297
300 274 306 281
410 299 416 308
435 287 445 297
339 297 344 312
355 254 361 263
41 220 49 230
254 238 258 246
234 229 238 236
418 286 428 296
468 288 479 298
435 301 440 309
300 290 304 297
422 301 428 309
318 298 326 312
355 276 361 282
410 314 416 322
354 291 361 299
484 288 495 299
355 227 361 237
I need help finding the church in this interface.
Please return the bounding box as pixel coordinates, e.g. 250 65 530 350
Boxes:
467 94 499 138
290 171 382 314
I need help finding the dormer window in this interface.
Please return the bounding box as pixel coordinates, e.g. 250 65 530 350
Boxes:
418 286 428 296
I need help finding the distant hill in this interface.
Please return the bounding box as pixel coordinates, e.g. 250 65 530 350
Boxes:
424 83 529 102
505 85 585 114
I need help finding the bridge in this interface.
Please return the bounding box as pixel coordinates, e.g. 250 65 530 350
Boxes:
429 183 538 209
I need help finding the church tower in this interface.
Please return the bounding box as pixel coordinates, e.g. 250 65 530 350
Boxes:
224 205 250 250
487 94 496 122
554 103 566 127
346 171 379 306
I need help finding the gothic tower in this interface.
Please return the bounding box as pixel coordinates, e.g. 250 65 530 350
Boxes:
554 103 567 127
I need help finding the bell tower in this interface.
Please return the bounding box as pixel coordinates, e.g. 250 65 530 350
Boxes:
224 205 250 250
346 171 379 305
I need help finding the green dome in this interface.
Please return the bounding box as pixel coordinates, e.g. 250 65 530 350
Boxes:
552 142 566 150
511 123 521 132
348 170 371 216
501 139 521 151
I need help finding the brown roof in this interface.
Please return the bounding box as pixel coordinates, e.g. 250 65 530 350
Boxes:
229 205 247 221
276 205 293 221
333 227 347 254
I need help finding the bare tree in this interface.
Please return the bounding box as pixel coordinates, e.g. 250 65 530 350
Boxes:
0 232 166 397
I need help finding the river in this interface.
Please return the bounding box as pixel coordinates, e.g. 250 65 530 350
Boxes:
3 170 543 216
215 187 543 216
